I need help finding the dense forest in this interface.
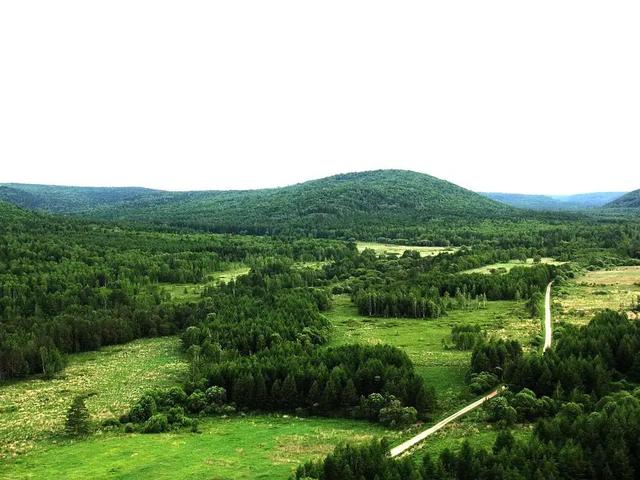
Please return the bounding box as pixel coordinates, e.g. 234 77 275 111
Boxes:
0 201 352 379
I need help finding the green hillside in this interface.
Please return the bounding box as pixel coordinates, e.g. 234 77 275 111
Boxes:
1 170 514 238
605 189 640 208
0 183 163 213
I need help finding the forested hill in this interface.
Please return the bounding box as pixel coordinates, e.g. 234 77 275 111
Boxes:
605 188 640 208
1 170 516 238
0 183 163 214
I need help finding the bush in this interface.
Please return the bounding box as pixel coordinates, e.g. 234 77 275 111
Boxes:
124 422 136 433
359 393 386 421
486 397 516 426
205 386 227 406
167 406 188 426
468 372 499 394
142 414 169 433
157 387 187 408
129 393 157 423
187 390 207 414
379 400 417 429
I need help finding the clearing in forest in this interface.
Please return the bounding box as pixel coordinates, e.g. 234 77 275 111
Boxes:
558 266 640 325
461 257 564 275
0 337 186 459
325 295 536 413
356 242 457 257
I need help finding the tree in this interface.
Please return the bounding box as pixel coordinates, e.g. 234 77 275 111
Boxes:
65 395 91 436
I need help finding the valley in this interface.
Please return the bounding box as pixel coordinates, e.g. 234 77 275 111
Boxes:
1 170 639 479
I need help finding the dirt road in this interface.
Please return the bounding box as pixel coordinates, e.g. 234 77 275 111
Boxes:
389 387 504 458
389 281 554 457
543 281 553 351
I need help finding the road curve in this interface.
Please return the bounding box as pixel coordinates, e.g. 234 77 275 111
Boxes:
390 281 554 457
543 281 553 351
389 387 505 458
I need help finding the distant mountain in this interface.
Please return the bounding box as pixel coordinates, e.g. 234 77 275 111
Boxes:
604 189 640 209
0 183 162 214
1 170 514 236
483 191 625 210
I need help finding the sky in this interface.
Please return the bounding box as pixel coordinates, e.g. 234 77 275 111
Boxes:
1 2 639 195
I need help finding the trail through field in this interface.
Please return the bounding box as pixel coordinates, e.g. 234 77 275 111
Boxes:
390 281 554 457
390 387 504 458
543 281 553 351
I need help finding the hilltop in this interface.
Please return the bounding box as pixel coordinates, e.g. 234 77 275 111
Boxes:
604 189 640 209
1 170 514 237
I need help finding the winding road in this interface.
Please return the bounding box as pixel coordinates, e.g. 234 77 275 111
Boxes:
390 281 554 457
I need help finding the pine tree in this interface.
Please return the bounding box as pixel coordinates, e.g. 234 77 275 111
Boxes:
65 395 91 436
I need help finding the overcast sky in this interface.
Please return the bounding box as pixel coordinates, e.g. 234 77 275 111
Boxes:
1 2 638 194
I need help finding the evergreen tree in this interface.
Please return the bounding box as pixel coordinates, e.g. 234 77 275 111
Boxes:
65 395 91 436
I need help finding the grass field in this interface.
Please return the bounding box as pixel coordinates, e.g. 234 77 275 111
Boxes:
325 295 536 414
356 242 457 257
163 264 251 301
0 337 186 459
0 415 397 480
557 266 640 325
461 257 564 275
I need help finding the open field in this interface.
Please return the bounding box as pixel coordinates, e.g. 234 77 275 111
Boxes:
0 415 397 480
325 295 536 413
163 264 251 301
557 266 640 325
461 257 564 275
356 242 457 257
0 337 186 459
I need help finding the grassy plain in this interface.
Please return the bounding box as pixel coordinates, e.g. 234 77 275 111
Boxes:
0 337 186 459
462 257 564 275
557 266 640 325
325 295 536 414
0 416 397 480
356 242 457 257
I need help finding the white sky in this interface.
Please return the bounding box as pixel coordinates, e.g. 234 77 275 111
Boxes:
1 2 639 194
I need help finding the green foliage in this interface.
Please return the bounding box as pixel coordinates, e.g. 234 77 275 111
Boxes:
65 395 91 437
141 414 169 433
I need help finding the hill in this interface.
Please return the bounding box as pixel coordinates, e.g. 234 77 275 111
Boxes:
2 170 514 238
604 189 640 208
483 191 625 210
0 183 162 213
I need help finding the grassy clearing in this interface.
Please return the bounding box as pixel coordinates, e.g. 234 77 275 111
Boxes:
356 242 457 257
0 415 397 480
0 337 186 459
163 263 251 301
325 295 536 414
461 257 564 275
557 267 640 325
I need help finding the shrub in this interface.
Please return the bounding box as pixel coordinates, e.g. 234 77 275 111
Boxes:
379 400 417 429
129 394 157 423
142 414 169 433
468 372 499 394
486 397 516 426
205 386 227 406
157 387 187 408
187 390 207 413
